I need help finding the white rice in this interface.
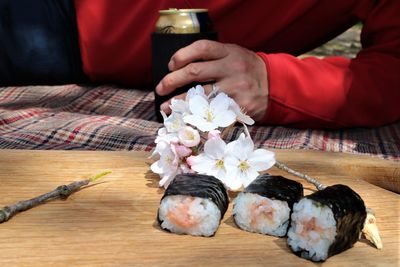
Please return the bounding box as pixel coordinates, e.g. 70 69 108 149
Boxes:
287 198 337 261
233 192 291 237
158 195 221 237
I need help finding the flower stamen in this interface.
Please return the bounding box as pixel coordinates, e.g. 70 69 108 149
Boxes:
215 159 225 169
166 155 174 165
186 131 195 140
239 160 250 172
205 108 214 122
172 119 181 131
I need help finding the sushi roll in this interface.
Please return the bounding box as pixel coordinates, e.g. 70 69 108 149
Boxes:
287 184 367 262
232 174 303 237
157 173 229 237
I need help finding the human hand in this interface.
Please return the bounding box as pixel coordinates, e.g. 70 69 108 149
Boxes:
155 40 269 121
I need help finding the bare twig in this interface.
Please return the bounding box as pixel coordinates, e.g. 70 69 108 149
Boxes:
0 171 111 224
274 161 326 190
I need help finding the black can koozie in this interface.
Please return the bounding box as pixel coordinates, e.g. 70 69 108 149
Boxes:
151 8 218 122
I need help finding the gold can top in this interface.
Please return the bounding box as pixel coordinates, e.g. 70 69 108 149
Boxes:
159 8 208 14
155 8 211 34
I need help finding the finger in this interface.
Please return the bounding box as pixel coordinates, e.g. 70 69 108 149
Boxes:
156 61 224 96
160 93 186 115
202 84 214 95
168 40 228 71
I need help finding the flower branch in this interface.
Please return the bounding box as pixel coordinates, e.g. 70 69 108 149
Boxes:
151 85 275 190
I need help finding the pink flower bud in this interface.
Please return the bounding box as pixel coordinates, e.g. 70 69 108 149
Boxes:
178 126 200 147
171 142 192 158
207 130 221 140
186 155 196 167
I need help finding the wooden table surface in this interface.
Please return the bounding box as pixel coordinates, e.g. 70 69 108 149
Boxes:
0 149 399 267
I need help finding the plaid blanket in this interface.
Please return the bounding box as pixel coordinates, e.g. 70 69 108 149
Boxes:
0 84 399 160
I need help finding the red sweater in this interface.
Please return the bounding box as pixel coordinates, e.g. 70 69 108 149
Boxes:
74 0 400 128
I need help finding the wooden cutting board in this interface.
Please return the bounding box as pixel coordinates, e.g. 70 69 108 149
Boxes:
0 149 398 267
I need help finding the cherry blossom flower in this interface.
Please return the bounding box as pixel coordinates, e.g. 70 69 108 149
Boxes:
171 142 192 158
170 98 189 114
161 111 185 133
178 126 200 147
228 97 255 125
183 93 236 132
150 139 169 158
187 85 208 100
170 85 208 114
154 127 178 146
225 133 275 189
187 135 229 180
207 129 221 140
150 144 180 188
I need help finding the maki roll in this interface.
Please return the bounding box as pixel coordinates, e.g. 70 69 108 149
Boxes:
287 184 367 262
157 173 229 237
233 174 303 237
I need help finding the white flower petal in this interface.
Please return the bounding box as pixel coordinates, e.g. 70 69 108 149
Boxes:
183 114 215 132
164 112 185 133
224 155 240 171
225 141 239 160
157 146 179 174
170 98 188 113
228 98 254 125
160 111 168 122
237 112 254 125
210 93 230 113
159 173 177 188
248 149 276 171
150 160 163 174
213 167 227 181
241 168 260 187
240 134 255 157
212 110 236 128
150 140 169 158
157 127 168 136
204 136 226 159
189 95 209 116
189 154 215 174
223 170 244 191
187 85 207 101
155 132 179 144
178 126 200 147
226 134 252 161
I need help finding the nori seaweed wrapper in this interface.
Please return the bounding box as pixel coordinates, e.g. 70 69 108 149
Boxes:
160 173 229 218
300 184 366 260
244 174 304 209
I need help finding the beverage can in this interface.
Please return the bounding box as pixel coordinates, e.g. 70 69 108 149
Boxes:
155 8 213 34
152 8 217 122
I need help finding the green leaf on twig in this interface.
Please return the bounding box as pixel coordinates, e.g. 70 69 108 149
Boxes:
89 171 112 183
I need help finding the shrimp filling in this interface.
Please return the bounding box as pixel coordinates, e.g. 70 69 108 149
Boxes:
159 195 221 236
287 198 337 261
233 192 291 237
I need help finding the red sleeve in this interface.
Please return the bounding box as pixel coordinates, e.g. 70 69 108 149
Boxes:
257 0 400 129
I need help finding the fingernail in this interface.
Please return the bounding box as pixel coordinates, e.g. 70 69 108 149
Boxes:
160 102 169 111
155 83 162 94
168 59 175 71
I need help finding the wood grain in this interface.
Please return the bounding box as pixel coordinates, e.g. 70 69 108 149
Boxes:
0 149 398 267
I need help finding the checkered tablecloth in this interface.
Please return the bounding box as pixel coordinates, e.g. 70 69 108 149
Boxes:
0 84 399 160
